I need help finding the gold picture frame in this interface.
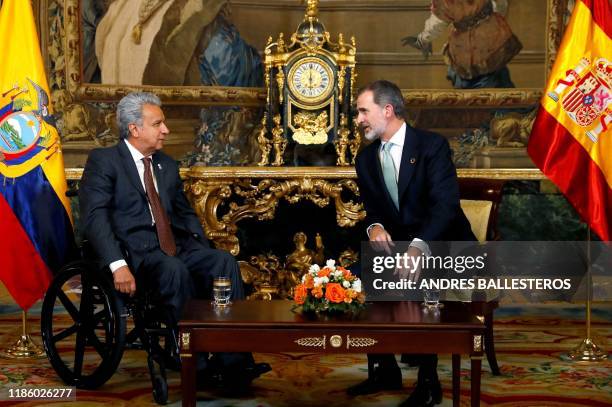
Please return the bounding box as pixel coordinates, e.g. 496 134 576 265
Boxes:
55 0 566 108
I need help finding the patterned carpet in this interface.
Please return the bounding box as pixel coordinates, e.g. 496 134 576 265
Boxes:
0 301 610 407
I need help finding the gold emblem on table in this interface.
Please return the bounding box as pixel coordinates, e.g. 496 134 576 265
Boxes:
329 335 342 348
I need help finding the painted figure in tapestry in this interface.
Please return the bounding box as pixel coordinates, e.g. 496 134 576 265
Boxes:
88 0 262 86
402 0 522 89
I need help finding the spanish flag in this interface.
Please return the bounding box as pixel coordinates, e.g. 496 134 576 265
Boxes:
528 0 611 241
0 0 74 310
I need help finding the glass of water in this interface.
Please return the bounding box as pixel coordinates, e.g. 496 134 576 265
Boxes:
213 277 232 307
423 288 442 308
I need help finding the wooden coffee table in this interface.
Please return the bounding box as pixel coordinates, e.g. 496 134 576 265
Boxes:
179 300 485 407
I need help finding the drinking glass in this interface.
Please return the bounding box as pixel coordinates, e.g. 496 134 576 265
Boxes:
423 288 442 308
213 277 232 307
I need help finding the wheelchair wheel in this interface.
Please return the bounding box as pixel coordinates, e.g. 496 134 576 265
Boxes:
41 260 126 389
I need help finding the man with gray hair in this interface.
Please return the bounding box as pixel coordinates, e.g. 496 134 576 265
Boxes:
79 92 270 392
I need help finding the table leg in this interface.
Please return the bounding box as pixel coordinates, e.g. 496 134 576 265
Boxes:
452 354 460 407
470 356 482 407
181 354 196 407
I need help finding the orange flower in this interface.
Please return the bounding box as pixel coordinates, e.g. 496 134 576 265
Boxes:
303 274 314 289
294 284 308 305
344 288 358 303
342 268 355 281
311 286 324 298
318 267 332 278
325 283 345 303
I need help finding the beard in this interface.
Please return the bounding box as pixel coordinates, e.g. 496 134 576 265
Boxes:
363 123 384 141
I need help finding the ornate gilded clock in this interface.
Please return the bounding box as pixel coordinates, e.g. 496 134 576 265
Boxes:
287 57 334 103
259 0 359 166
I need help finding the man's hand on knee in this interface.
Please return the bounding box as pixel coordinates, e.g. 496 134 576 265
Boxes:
114 266 136 296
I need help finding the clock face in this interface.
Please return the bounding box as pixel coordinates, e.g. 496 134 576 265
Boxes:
288 57 334 103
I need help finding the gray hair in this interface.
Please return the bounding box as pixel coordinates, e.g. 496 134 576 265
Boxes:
356 80 406 118
116 92 162 139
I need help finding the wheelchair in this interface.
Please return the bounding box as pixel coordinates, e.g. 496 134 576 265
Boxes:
40 244 180 405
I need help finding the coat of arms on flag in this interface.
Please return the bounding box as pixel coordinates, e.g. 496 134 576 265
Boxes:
0 79 60 177
546 57 611 143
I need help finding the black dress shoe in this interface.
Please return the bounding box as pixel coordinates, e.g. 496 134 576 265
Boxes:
347 366 402 396
216 362 272 396
196 366 223 390
246 362 272 379
399 379 442 407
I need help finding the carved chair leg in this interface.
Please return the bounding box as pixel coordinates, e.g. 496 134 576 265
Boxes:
485 311 501 375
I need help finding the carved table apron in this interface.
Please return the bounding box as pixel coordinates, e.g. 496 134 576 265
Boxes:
179 300 485 407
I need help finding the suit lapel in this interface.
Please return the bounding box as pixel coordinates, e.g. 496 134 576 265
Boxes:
117 141 146 197
397 125 419 204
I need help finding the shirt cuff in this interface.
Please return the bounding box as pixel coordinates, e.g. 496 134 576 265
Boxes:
366 223 384 238
109 259 127 273
410 238 431 257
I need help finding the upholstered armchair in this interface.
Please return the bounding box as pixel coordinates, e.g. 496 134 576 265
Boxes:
459 178 506 376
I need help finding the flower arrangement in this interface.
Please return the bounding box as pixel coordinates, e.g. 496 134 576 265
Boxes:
293 260 366 314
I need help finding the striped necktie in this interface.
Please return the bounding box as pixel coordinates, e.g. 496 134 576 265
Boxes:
381 142 399 209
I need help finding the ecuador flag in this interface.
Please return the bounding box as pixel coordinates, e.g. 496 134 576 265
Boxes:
0 0 74 310
528 0 611 241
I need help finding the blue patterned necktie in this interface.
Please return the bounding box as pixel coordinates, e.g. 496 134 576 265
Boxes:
381 142 399 209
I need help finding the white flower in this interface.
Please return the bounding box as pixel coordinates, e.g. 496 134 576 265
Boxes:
321 276 329 284
333 270 343 279
342 280 351 288
309 264 320 274
352 280 362 293
313 277 323 287
326 259 336 269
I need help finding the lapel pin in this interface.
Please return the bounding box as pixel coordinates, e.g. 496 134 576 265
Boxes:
410 157 416 164
157 163 162 170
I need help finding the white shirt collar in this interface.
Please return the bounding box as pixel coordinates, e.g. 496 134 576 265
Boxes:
124 138 147 163
381 122 406 149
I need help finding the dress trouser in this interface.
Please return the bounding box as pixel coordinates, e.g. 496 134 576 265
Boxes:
136 231 253 370
368 353 438 382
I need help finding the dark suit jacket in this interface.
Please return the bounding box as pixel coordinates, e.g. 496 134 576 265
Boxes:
355 125 474 242
79 141 208 271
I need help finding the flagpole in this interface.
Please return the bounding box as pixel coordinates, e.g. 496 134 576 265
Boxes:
0 310 45 359
567 226 608 361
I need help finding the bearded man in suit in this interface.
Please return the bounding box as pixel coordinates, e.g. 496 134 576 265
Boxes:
79 92 269 392
349 80 475 406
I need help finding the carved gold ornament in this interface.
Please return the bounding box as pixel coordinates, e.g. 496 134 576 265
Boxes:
346 335 378 349
473 335 483 352
181 332 190 350
295 335 326 349
292 111 329 145
184 167 365 256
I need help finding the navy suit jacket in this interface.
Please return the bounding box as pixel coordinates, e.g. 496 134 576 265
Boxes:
355 125 474 242
79 141 208 271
